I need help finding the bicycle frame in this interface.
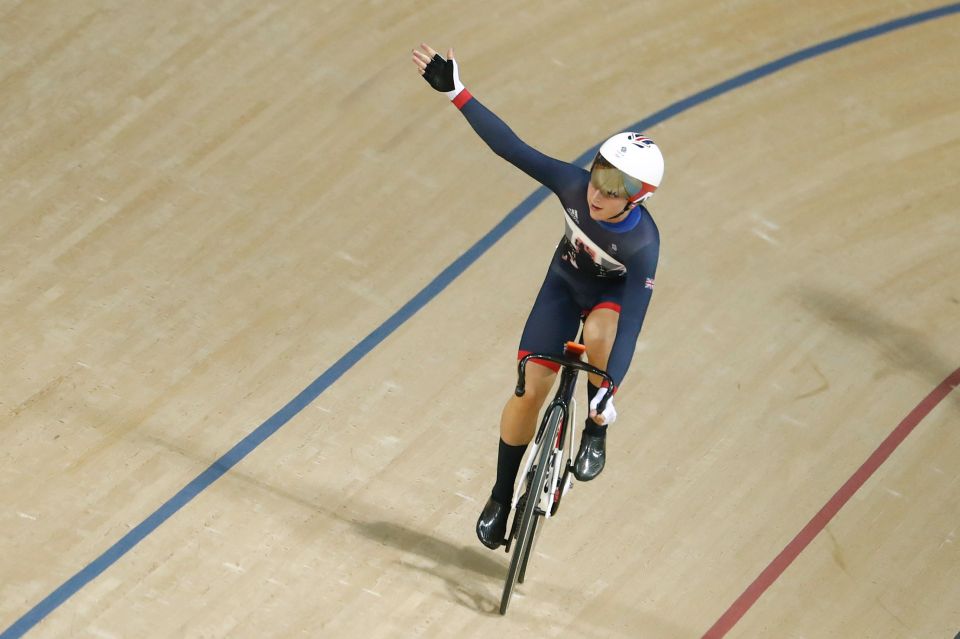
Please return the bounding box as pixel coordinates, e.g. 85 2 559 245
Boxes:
510 346 614 520
510 363 578 520
499 342 614 614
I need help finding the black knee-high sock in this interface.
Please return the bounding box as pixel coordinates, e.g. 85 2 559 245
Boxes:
491 439 527 505
585 381 608 437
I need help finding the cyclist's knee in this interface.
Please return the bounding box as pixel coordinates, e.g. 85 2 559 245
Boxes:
583 326 615 368
514 365 555 405
510 386 548 414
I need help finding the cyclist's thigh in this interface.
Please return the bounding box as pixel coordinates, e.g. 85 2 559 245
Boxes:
582 281 626 366
585 277 626 319
517 266 582 370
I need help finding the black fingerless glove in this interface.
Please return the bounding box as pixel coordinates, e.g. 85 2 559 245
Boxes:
421 53 465 100
423 54 455 92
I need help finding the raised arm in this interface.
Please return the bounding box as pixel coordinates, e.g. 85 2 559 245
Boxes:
411 43 581 194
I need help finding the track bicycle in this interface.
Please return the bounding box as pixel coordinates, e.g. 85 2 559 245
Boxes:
499 340 614 615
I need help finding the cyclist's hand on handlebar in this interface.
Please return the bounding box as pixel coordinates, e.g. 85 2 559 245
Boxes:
411 43 465 100
589 387 617 426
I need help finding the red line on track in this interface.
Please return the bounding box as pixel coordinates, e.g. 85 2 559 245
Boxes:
703 366 960 639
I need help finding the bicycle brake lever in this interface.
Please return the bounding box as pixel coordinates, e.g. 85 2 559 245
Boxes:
515 359 527 396
595 395 610 414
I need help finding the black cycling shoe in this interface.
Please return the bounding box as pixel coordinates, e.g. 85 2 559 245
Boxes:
573 431 606 481
476 497 509 549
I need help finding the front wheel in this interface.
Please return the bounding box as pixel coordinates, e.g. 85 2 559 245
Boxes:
499 406 562 615
517 512 540 584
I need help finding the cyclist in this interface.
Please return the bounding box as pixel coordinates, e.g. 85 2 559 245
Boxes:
412 44 664 549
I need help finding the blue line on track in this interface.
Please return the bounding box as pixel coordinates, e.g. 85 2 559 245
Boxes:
3 4 958 637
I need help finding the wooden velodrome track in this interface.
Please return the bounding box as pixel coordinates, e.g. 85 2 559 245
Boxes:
2 2 959 637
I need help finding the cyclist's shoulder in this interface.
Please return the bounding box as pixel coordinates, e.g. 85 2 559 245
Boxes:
620 212 660 269
625 207 660 248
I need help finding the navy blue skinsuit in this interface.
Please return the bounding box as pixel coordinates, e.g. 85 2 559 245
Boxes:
454 90 659 390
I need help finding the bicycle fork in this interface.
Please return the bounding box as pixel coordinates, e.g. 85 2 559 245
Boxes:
548 397 577 516
508 396 578 525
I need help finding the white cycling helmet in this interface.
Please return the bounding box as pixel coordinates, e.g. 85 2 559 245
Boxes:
591 132 664 204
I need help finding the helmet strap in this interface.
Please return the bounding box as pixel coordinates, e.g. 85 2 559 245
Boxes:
605 201 635 222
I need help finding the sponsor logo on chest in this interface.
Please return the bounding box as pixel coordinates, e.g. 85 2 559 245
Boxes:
561 208 626 274
566 208 619 255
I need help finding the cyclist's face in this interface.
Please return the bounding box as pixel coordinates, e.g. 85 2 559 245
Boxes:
586 181 632 221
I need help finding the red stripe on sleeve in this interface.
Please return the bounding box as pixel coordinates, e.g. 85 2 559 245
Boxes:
452 88 473 109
